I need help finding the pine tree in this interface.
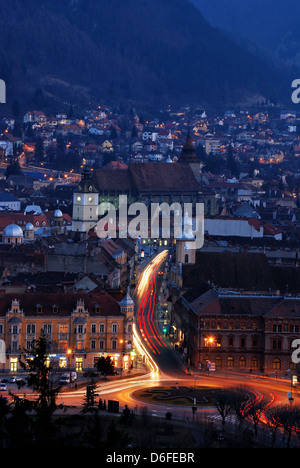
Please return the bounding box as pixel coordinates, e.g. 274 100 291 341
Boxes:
81 378 98 413
17 330 62 446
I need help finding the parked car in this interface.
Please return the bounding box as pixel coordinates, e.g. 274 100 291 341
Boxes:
59 373 70 385
0 383 7 391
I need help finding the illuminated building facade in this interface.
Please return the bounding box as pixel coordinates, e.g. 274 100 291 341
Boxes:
0 289 134 373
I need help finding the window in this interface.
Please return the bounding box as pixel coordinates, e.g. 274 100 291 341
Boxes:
59 340 68 351
112 340 117 350
251 357 258 368
252 336 258 347
99 340 104 350
272 358 281 370
43 324 52 334
227 356 234 367
59 323 68 334
215 357 222 368
91 324 96 334
100 323 105 333
273 339 282 350
239 356 246 367
91 340 96 350
112 323 117 334
77 340 83 350
26 324 36 334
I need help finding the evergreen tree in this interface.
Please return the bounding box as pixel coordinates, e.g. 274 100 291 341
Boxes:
95 356 115 377
131 125 138 138
34 136 44 164
81 377 98 413
226 144 240 178
5 160 22 177
18 330 62 446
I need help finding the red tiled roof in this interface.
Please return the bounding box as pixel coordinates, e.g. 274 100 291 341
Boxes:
0 291 122 317
0 213 49 232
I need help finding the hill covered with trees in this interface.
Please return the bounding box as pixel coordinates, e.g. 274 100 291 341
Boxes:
0 0 290 112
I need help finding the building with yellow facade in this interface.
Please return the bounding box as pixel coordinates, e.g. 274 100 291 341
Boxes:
0 288 135 374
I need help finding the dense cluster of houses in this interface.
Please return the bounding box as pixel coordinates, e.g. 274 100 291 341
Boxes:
0 102 299 375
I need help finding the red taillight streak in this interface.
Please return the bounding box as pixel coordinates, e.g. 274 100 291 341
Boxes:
137 260 166 355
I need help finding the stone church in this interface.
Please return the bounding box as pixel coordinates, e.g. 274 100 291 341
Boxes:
72 134 219 235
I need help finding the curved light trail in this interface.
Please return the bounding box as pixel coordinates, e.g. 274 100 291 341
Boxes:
10 248 300 441
136 250 168 357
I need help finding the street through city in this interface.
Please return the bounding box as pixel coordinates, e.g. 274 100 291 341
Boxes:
4 250 300 431
57 250 300 428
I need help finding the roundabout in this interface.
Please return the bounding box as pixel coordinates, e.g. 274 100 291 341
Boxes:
132 385 217 407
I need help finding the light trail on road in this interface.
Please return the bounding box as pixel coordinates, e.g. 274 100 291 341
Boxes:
136 250 168 357
11 248 300 440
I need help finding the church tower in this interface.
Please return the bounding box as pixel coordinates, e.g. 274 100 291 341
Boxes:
72 168 99 234
176 213 196 266
178 129 203 182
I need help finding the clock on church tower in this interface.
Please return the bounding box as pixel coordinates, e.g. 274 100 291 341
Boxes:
72 167 99 233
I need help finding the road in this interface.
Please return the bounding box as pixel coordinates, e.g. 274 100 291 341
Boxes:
4 250 300 430
58 250 300 424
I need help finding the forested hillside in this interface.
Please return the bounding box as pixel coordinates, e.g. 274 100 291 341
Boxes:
0 0 290 113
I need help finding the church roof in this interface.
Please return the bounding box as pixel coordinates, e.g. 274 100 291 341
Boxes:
93 162 200 194
93 168 134 193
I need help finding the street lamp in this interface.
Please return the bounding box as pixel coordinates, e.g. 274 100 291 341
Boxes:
204 336 214 372
66 348 72 372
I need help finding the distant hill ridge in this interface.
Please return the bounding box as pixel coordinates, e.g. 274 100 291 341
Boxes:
191 0 300 68
0 0 289 111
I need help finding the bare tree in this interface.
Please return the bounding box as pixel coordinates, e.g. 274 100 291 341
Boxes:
246 398 269 437
214 389 233 428
229 385 252 429
265 405 284 447
268 405 300 448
